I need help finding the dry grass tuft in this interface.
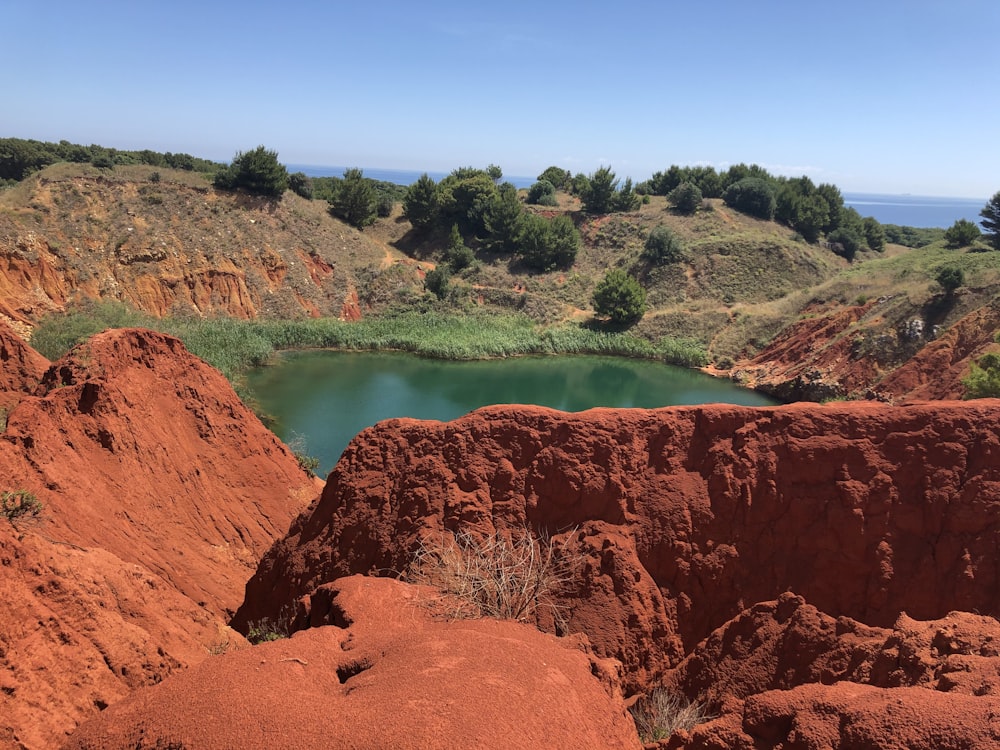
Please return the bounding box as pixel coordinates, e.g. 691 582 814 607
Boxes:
629 689 715 742
407 527 581 625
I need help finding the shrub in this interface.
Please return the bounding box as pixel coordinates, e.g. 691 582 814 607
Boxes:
330 168 377 229
592 269 646 325
403 173 438 230
407 528 580 624
723 177 776 220
629 690 715 742
444 224 475 270
668 182 702 214
288 171 314 200
2 489 42 523
149 171 161 183
214 146 288 197
425 266 452 299
944 218 981 248
246 617 288 644
526 179 556 205
826 227 863 261
287 433 320 475
376 194 394 217
643 226 686 265
936 266 964 294
964 351 1000 398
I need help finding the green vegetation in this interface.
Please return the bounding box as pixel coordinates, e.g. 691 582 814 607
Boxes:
963 333 1000 398
32 302 708 381
935 266 964 294
0 137 217 184
526 179 557 206
944 219 980 248
579 166 639 213
981 191 1000 250
246 617 288 644
213 146 288 197
2 489 42 523
643 226 685 265
537 166 571 191
328 168 377 229
723 177 776 220
592 269 647 325
668 182 702 214
629 690 715 742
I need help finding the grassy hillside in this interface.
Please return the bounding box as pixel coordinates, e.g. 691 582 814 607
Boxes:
7 161 1000 401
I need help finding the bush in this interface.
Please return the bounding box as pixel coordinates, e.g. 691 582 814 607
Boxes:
2 489 42 523
723 177 776 220
643 226 686 265
444 224 475 270
407 528 580 624
630 690 715 742
964 350 1000 398
246 617 288 644
826 227 863 261
376 194 394 217
214 146 288 197
668 182 702 214
330 168 377 229
936 266 964 293
592 269 646 325
425 266 452 299
517 214 579 271
288 171 313 200
526 179 556 205
536 166 571 191
403 173 438 230
944 218 981 248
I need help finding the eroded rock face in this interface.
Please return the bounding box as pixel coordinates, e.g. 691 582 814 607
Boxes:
64 575 641 750
236 400 1000 696
0 319 47 407
0 328 317 748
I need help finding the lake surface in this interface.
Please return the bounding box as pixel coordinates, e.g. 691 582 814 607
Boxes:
248 351 778 475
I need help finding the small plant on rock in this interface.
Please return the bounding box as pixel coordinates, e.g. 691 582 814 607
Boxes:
408 527 580 625
246 616 288 644
629 690 715 742
2 489 43 523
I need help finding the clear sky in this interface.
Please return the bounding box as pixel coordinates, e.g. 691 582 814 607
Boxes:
5 0 998 197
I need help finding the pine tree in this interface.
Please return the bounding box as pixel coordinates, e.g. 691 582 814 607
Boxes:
980 191 1000 250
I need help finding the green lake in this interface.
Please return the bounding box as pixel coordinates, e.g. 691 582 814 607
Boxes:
247 351 779 475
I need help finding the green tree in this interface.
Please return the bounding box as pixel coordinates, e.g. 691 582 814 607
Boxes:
330 168 376 229
668 182 702 214
863 217 886 252
537 166 571 191
288 171 313 199
944 219 981 248
964 349 1000 398
436 168 499 235
403 173 438 231
483 183 525 252
444 224 475 270
980 191 1000 250
612 177 640 211
827 227 863 261
643 226 685 264
214 146 288 197
515 214 579 271
935 266 964 294
581 166 617 213
592 269 646 325
424 266 451 299
526 179 557 206
723 177 776 220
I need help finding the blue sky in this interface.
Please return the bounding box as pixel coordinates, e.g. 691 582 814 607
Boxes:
5 1 998 197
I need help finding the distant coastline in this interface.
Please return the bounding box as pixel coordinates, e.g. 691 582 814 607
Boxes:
288 164 985 229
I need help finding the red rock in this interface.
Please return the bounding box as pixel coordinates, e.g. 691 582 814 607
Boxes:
0 319 48 409
236 400 1000 695
64 575 641 750
0 328 317 748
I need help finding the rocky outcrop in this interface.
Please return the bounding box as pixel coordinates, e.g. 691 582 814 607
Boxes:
236 400 1000 697
0 328 317 748
64 575 641 750
743 295 1000 402
0 168 405 322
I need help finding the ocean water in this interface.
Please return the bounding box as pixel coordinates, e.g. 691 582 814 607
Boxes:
288 164 986 229
842 193 986 229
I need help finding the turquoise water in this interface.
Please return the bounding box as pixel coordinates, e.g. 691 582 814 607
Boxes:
247 351 777 475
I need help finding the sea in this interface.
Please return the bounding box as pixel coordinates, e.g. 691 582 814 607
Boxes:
288 164 986 230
